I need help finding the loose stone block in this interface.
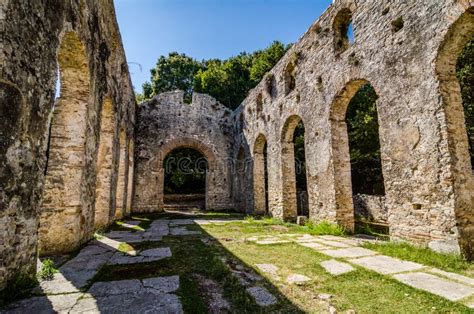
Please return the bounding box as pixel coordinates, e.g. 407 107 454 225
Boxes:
286 274 311 284
255 264 279 275
393 272 474 301
246 286 278 306
349 255 424 275
299 242 329 250
320 260 354 275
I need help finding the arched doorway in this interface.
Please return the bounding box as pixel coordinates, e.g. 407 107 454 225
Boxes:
163 147 208 209
39 31 91 254
157 138 217 211
281 115 308 220
94 97 115 228
436 7 474 259
253 134 269 215
330 80 385 232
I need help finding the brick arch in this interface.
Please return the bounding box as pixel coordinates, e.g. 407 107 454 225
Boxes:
156 137 218 211
253 133 268 214
281 115 305 220
435 7 474 259
39 31 91 255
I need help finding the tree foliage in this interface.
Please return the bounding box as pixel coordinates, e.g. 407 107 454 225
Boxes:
140 41 289 109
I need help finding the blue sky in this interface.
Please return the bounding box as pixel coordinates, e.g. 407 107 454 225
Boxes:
114 0 333 92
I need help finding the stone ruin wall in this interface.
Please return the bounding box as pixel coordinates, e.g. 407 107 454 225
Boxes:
233 0 473 258
0 0 136 290
134 91 235 212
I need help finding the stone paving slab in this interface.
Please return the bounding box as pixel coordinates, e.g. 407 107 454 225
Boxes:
2 293 82 313
255 239 291 245
429 268 474 286
71 292 183 313
312 239 352 248
393 272 474 301
246 287 278 306
88 279 142 296
108 247 172 265
349 255 424 275
142 275 180 293
170 226 202 236
321 247 377 258
299 242 330 250
320 260 354 276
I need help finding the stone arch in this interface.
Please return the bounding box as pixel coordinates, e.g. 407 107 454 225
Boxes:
281 115 306 220
39 31 91 254
435 7 474 259
329 79 385 232
94 97 115 228
253 134 268 215
115 127 127 219
157 137 217 210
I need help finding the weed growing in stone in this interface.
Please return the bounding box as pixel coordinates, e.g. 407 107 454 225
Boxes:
37 259 58 280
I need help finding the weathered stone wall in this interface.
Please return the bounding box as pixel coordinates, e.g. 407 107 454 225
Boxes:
134 91 234 212
0 0 135 290
353 194 388 223
233 0 473 257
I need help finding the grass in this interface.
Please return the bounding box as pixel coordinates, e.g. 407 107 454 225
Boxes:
202 221 472 313
362 241 474 276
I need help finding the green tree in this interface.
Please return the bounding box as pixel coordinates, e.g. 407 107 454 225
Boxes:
150 52 203 102
142 41 288 109
250 41 288 85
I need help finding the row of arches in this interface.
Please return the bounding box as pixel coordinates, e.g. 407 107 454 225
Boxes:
251 82 384 225
38 31 134 255
240 8 473 258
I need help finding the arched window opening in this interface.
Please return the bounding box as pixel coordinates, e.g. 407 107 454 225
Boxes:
346 84 385 196
284 62 296 96
253 134 268 215
456 38 474 170
256 93 263 114
94 98 115 228
39 31 91 254
281 115 307 220
334 8 354 54
435 9 474 260
294 121 308 217
163 147 208 210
